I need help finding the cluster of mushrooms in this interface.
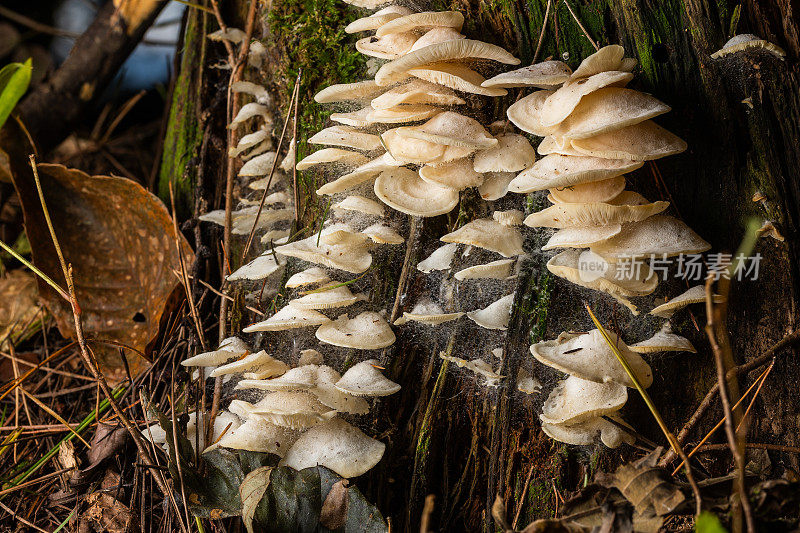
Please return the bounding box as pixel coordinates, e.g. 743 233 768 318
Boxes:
150 4 752 460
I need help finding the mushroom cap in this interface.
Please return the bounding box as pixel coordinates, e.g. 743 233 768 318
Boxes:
297 148 370 171
516 368 543 394
298 348 324 366
182 337 251 367
229 130 270 157
541 416 633 448
409 27 465 52
308 125 382 151
316 312 396 349
478 172 515 200
540 70 634 127
311 379 371 415
210 350 290 378
229 102 270 128
375 11 464 36
536 135 586 156
345 5 414 33
542 225 623 250
243 305 331 332
231 208 293 235
396 111 497 149
417 243 457 272
275 226 373 273
493 210 524 226
419 159 484 190
393 301 463 325
375 39 520 85
440 354 504 386
466 294 514 330
549 176 626 204
371 79 465 109
288 283 365 310
238 151 277 177
333 195 385 217
341 0 392 9
570 44 626 79
281 418 386 478
236 364 320 391
549 87 671 140
711 34 786 59
531 329 653 387
208 27 246 43
374 167 460 217
227 253 286 281
630 324 697 353
570 120 687 161
473 134 536 173
380 128 445 164
650 285 722 318
407 61 508 97
330 107 374 128
366 104 442 124
589 215 711 259
361 223 405 244
317 153 401 196
540 375 628 425
247 391 336 430
335 359 401 396
231 81 271 104
482 60 572 89
314 80 384 103
506 90 556 136
510 154 643 193
215 417 302 456
356 32 418 59
523 197 669 228
286 267 331 289
454 258 515 281
546 249 658 313
441 218 525 257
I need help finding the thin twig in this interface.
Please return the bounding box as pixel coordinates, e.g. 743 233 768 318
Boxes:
562 0 599 50
532 0 552 63
390 216 421 323
292 72 302 225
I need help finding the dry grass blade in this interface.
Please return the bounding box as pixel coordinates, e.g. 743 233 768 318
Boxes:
18 388 91 448
584 302 703 516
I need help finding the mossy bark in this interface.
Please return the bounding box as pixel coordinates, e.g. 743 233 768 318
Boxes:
171 0 800 530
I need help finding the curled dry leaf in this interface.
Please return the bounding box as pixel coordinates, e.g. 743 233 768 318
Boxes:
320 479 350 530
0 269 39 350
10 163 192 381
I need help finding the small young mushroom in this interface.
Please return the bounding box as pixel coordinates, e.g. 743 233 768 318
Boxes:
210 350 290 379
345 5 415 34
374 167 459 217
314 80 384 103
227 253 286 281
361 223 405 244
296 148 369 171
243 305 331 332
570 45 627 78
478 172 515 200
540 375 628 425
440 354 504 386
650 285 723 318
516 368 542 394
288 282 366 310
473 134 536 173
298 348 324 366
231 81 271 105
236 364 320 391
454 259 515 281
229 102 271 129
231 209 293 235
711 34 786 60
630 324 697 353
466 294 514 330
492 210 524 226
332 195 385 217
482 60 572 89
393 300 464 325
315 312 396 349
530 330 653 388
181 337 250 367
308 125 382 151
317 153 402 195
229 129 272 158
286 267 330 289
417 243 458 272
280 418 386 478
335 359 401 396
207 27 246 43
355 32 418 59
370 79 465 109
441 218 525 257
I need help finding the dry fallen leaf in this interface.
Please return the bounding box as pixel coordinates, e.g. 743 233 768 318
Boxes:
0 269 40 349
320 479 350 530
11 163 192 381
81 471 135 533
611 448 685 516
240 466 273 533
111 0 163 35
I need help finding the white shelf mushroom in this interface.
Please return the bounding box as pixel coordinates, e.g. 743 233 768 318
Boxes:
361 223 405 244
280 419 386 478
226 253 286 282
370 79 465 109
510 154 643 193
417 243 457 272
334 360 401 396
542 225 623 251
711 34 786 60
274 226 373 273
213 417 302 456
540 375 628 425
439 354 504 387
287 283 366 310
541 416 634 449
441 218 525 257
473 133 536 173
345 6 415 34
630 324 697 353
308 125 382 151
286 267 331 289
589 215 711 259
315 312 396 349
650 285 723 318
243 305 331 332
332 195 385 217
374 11 464 37
481 60 572 89
246 391 337 430
313 80 383 103
296 148 369 171
210 350 290 379
181 337 250 367
393 300 463 325
454 259 515 281
466 294 514 330
523 196 669 228
374 167 459 217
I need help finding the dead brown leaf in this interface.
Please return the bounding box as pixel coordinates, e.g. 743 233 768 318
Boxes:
10 163 192 381
112 0 163 34
320 479 350 530
81 472 134 533
0 269 40 348
611 449 685 516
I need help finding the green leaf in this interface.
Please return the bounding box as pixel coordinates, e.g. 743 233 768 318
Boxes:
0 59 32 131
695 511 728 533
254 465 322 532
